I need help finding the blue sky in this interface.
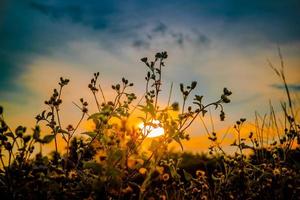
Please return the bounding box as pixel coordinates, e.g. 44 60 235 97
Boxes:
0 0 300 140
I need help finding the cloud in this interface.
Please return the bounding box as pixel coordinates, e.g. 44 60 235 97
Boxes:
271 84 300 91
28 0 117 30
152 22 167 35
29 2 83 23
132 39 150 49
130 22 211 50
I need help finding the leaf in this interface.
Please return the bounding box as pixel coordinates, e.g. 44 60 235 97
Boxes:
42 135 55 143
46 111 53 119
211 174 221 181
183 169 193 181
83 161 102 174
4 132 14 139
81 131 97 138
149 139 160 152
58 129 69 135
193 101 202 107
194 95 203 102
138 102 156 117
88 113 102 120
33 126 40 140
173 135 184 151
169 165 181 181
41 110 46 118
15 126 25 137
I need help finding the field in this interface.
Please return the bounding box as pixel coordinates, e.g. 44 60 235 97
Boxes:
0 51 299 200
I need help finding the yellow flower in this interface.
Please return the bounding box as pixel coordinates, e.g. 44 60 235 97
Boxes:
201 196 208 200
196 170 205 177
136 158 145 165
162 173 170 181
68 170 78 179
127 158 144 169
273 168 280 176
127 158 136 169
139 167 147 175
156 166 164 175
121 186 133 194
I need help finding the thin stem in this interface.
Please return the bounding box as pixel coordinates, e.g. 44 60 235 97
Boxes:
98 83 106 103
72 101 90 117
167 82 173 108
154 58 163 109
55 107 67 142
181 101 221 133
92 91 101 112
70 113 85 138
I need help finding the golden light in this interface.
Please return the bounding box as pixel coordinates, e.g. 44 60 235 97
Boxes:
138 119 165 138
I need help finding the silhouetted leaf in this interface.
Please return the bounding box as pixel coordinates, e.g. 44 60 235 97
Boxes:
42 135 55 143
183 169 193 181
33 126 40 140
173 135 183 151
4 132 14 139
81 131 97 138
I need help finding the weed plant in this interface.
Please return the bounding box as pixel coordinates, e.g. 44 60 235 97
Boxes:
0 51 299 199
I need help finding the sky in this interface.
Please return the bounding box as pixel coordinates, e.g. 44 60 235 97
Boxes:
0 0 300 152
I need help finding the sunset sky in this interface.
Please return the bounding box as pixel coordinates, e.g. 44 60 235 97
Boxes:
0 0 300 152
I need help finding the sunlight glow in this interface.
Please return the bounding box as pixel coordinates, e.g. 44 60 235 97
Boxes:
138 120 165 138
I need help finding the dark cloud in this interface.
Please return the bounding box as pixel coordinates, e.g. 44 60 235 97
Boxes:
152 22 167 35
28 0 117 30
131 22 211 49
170 32 184 47
197 33 210 46
29 2 84 23
271 84 300 91
132 39 150 49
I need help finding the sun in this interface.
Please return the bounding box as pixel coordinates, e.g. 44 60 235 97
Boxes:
138 119 165 138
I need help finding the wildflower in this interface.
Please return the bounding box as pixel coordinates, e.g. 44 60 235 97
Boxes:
141 57 148 63
273 168 280 176
128 158 144 169
136 158 144 165
201 196 208 200
139 167 147 175
282 167 287 173
171 102 179 111
202 183 209 190
192 188 199 194
196 170 205 177
121 186 133 194
127 158 136 169
223 87 232 96
162 173 170 181
191 81 197 89
221 94 230 103
156 166 164 175
66 124 74 132
68 170 78 179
